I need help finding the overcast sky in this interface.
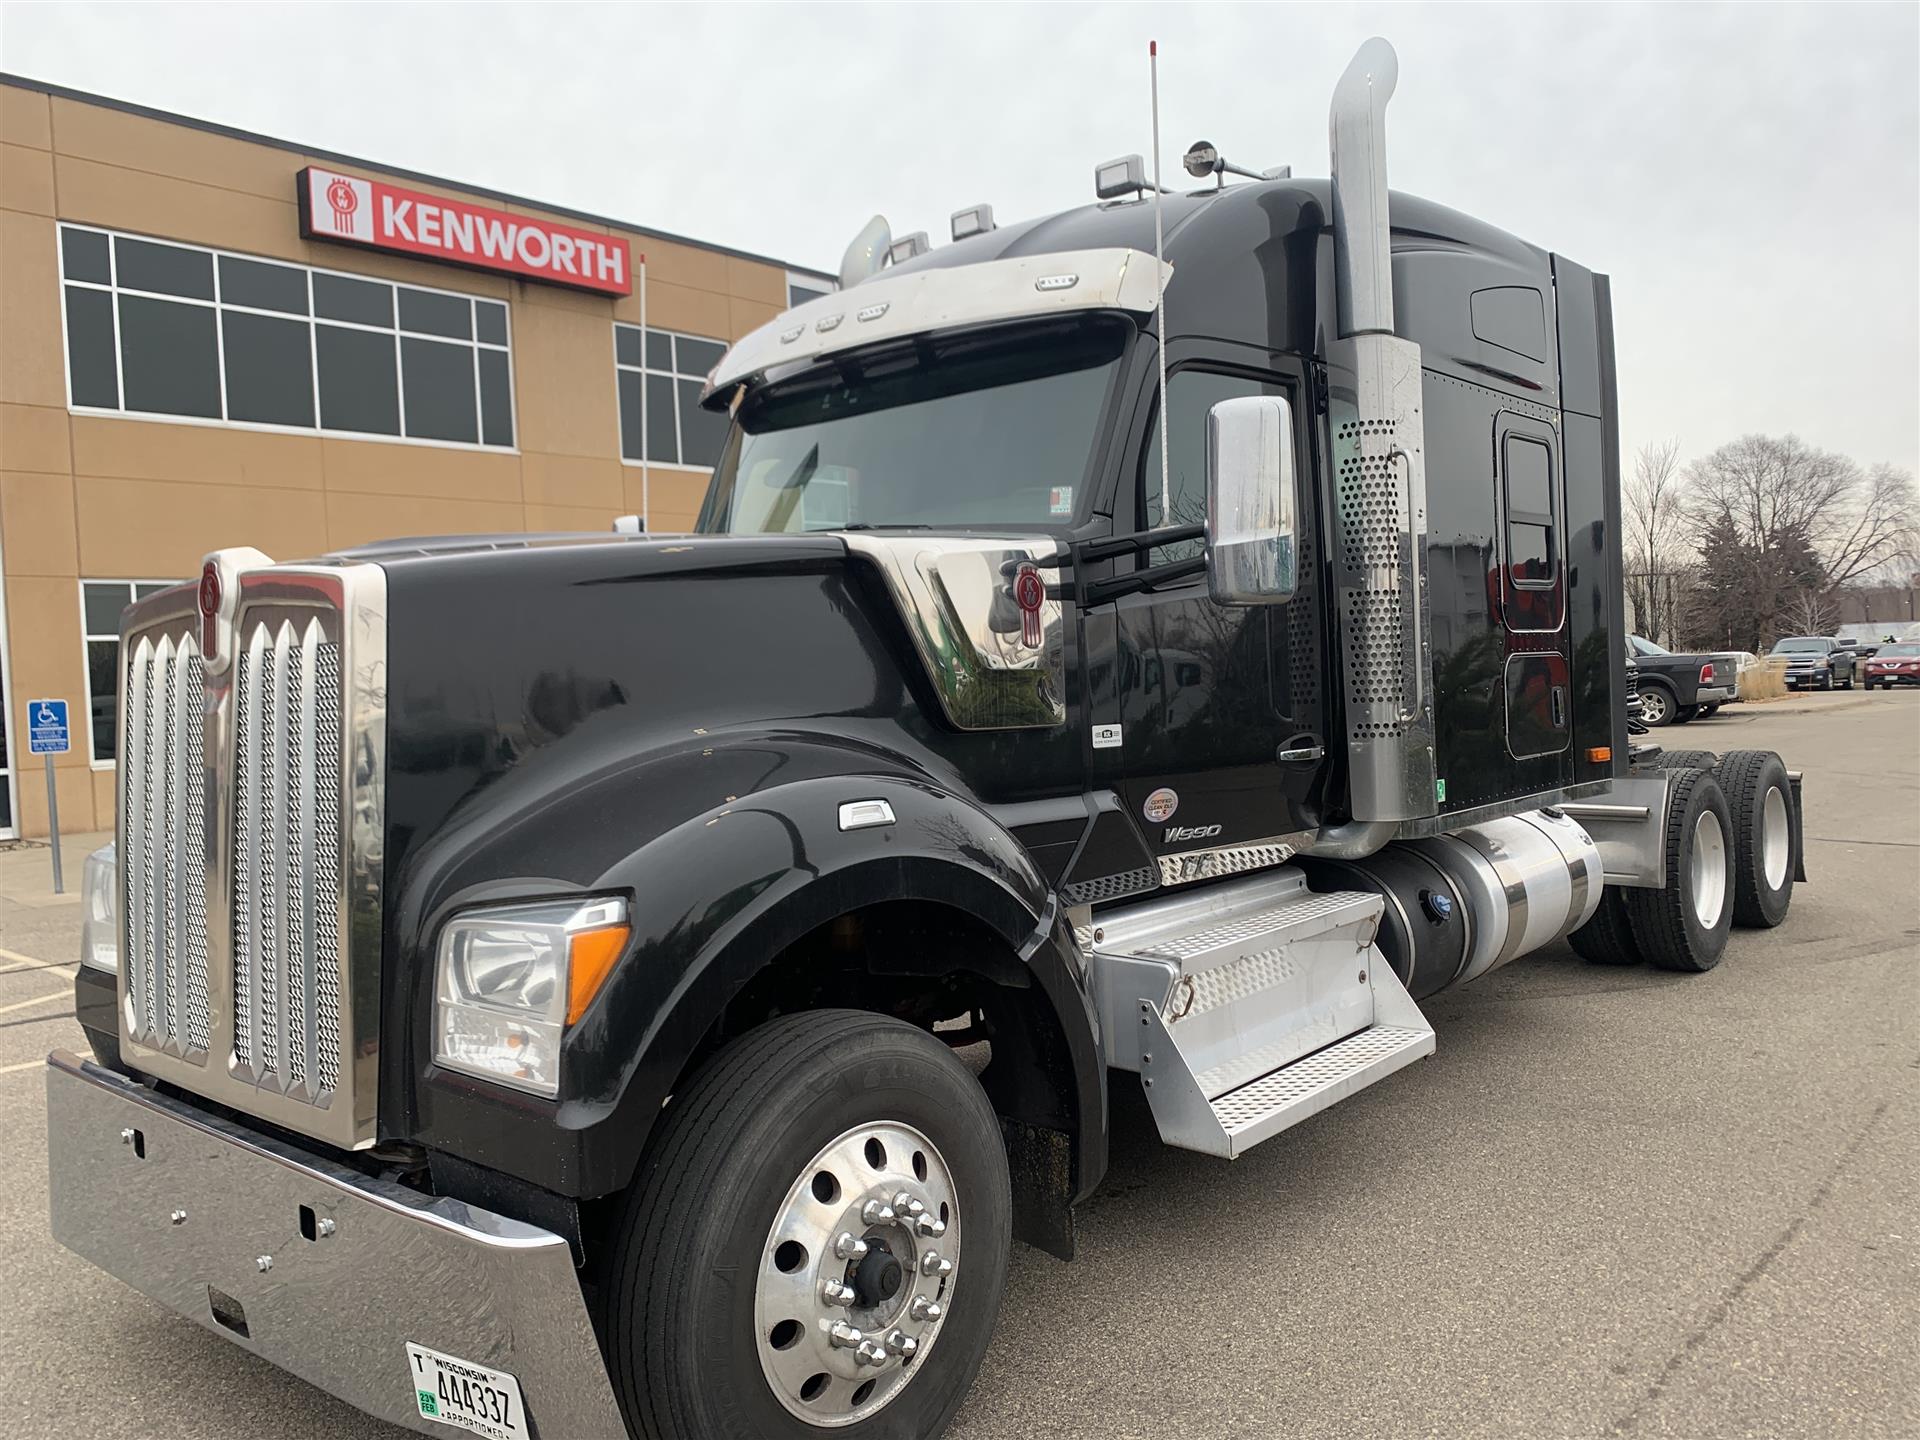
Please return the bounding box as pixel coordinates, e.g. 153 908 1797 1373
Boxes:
4 2 1915 474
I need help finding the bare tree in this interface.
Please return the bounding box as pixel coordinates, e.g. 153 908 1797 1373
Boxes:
1823 463 1919 589
1623 438 1686 643
1779 589 1839 639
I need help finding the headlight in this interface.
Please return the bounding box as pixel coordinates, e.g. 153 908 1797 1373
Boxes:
433 896 630 1097
80 844 118 974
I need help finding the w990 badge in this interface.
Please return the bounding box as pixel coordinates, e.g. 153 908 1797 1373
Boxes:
405 1343 530 1440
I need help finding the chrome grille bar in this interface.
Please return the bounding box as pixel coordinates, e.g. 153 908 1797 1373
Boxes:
116 557 385 1151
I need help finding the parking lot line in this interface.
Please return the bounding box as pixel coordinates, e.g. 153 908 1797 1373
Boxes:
0 1058 46 1076
0 989 72 1017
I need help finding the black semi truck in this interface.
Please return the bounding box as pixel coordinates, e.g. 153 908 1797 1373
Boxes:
47 39 1806 1440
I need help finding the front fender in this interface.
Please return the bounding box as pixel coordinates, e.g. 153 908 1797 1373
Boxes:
407 771 1105 1201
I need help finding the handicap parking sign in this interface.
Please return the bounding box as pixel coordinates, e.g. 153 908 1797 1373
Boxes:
27 698 71 755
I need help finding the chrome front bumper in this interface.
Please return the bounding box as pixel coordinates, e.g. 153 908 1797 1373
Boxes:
45 1050 624 1438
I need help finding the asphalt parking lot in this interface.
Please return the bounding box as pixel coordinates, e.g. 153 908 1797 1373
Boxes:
2 689 1914 1440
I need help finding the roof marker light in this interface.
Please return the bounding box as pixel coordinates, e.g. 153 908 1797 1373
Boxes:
951 204 996 241
1094 154 1148 199
1035 273 1079 292
856 302 890 322
887 232 930 265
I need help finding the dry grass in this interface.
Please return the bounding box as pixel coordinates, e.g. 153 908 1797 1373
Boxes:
1739 660 1790 703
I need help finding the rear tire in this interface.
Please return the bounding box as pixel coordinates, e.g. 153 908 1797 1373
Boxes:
1699 704 1720 718
1626 768 1735 973
1649 748 1717 771
1713 750 1795 928
1568 887 1643 966
1674 705 1700 724
601 1010 1011 1440
1639 684 1677 727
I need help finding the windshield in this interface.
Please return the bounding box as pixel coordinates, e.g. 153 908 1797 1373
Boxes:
697 315 1129 534
1771 638 1827 653
1878 644 1920 657
1630 636 1670 656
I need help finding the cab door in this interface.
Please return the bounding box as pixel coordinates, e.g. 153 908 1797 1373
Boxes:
1107 355 1329 871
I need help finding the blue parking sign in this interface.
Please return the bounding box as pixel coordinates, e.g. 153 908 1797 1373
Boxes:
27 698 71 755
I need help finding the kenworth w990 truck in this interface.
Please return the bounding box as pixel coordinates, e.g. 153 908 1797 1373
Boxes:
47 38 1806 1440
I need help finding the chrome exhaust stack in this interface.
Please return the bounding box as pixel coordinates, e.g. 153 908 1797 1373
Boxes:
1313 37 1437 857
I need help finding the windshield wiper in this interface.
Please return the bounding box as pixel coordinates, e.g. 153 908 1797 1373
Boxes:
838 523 933 531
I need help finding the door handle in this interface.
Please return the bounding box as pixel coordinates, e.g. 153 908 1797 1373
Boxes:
1550 685 1566 729
1277 743 1326 763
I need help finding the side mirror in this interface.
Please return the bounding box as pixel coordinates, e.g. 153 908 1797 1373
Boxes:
1205 395 1297 605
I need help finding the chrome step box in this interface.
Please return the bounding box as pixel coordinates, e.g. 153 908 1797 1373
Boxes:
1088 866 1435 1158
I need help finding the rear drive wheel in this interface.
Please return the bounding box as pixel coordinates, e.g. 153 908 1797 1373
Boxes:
1638 684 1676 727
602 1010 1011 1440
1713 749 1796 928
1568 887 1643 966
1626 768 1734 972
1649 748 1717 771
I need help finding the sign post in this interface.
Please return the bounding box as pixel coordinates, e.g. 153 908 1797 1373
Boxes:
27 699 71 895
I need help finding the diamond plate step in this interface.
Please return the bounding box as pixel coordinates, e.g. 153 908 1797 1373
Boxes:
1207 1024 1433 1156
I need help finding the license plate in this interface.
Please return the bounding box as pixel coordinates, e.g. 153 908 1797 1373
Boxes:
405 1343 530 1440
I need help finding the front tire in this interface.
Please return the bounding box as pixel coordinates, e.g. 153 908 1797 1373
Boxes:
1626 768 1735 972
602 1010 1011 1440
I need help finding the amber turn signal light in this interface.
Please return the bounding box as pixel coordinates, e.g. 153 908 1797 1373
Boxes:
1586 746 1612 763
567 924 632 1025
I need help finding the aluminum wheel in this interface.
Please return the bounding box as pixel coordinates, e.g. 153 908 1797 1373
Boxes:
1761 785 1790 890
754 1121 959 1428
1640 687 1672 725
1689 807 1728 930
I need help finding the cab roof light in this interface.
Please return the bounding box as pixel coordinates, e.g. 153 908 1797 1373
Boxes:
950 204 996 242
886 232 930 265
1094 154 1149 199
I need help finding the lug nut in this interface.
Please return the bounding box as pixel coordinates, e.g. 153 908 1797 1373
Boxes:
822 1278 858 1307
885 1328 918 1358
915 1214 947 1238
169 1209 188 1226
316 1218 337 1239
834 1232 869 1261
120 1128 136 1144
256 1255 273 1272
854 1339 889 1367
861 1199 895 1225
919 1252 952 1278
893 1192 926 1219
829 1321 864 1350
910 1296 943 1322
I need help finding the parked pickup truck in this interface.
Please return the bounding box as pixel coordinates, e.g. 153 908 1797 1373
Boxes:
1626 635 1740 726
1770 636 1859 691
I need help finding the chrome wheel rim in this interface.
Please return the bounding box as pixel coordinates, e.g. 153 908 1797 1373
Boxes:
754 1121 959 1427
1690 808 1728 930
1642 690 1670 724
1761 786 1790 890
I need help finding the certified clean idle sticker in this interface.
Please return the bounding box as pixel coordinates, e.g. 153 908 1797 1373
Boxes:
1142 787 1179 824
406 1343 530 1440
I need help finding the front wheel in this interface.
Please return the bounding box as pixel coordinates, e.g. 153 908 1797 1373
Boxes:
601 1010 1011 1440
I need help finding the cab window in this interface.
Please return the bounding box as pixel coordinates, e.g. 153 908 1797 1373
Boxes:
1139 369 1286 564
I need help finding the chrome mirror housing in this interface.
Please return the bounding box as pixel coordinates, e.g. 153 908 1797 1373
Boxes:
1205 395 1298 605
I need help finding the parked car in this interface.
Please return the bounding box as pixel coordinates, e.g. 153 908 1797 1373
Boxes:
1862 641 1920 689
1626 635 1740 725
1769 635 1857 690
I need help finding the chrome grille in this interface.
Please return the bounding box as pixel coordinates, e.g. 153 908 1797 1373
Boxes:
120 633 209 1058
116 558 386 1151
231 618 344 1102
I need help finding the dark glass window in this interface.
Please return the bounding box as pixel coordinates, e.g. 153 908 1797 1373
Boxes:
475 301 508 346
114 237 214 299
678 378 727 466
61 227 111 284
644 330 673 370
617 371 645 462
312 272 394 327
788 280 833 308
1507 438 1552 518
400 337 478 444
1508 524 1553 582
316 325 401 435
398 287 472 340
675 337 726 377
61 226 510 448
643 374 677 463
117 295 221 418
479 349 513 448
614 325 647 368
1141 369 1286 562
87 640 119 762
219 256 308 315
64 286 119 409
1503 436 1557 587
222 311 315 427
84 583 131 635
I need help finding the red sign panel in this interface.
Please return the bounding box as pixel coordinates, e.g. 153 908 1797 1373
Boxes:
297 166 633 296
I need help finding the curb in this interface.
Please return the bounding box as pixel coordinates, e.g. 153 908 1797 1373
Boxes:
1714 696 1878 721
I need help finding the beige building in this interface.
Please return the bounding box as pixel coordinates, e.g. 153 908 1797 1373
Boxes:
0 74 833 838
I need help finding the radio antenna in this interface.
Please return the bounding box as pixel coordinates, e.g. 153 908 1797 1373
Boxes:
1150 40 1171 526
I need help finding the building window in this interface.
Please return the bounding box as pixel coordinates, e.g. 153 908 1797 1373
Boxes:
80 579 179 764
613 324 729 468
59 224 516 450
787 272 837 309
